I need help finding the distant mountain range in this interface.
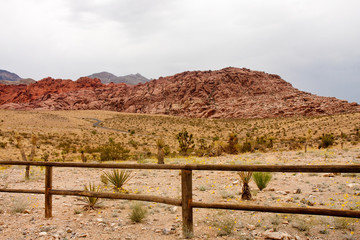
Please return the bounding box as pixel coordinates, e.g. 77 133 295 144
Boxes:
0 69 36 85
87 72 149 85
0 69 149 86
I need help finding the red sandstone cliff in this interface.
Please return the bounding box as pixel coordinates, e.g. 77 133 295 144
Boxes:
0 67 359 118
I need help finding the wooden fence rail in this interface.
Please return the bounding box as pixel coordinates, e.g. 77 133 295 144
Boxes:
1 161 360 236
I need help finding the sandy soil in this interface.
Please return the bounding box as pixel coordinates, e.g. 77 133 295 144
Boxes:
1 149 360 240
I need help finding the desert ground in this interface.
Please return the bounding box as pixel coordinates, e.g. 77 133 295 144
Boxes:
0 110 360 240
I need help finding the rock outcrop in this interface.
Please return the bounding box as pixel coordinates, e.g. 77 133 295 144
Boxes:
0 67 359 118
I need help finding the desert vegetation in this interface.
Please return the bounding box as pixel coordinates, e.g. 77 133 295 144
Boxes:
0 110 360 239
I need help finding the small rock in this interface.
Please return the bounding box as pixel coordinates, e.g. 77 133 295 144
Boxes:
78 233 87 238
355 191 360 196
66 227 72 233
155 229 162 233
246 224 256 230
39 232 47 236
163 228 171 235
323 173 335 177
170 207 177 214
294 188 301 194
232 180 239 185
276 191 287 195
23 209 31 214
262 229 292 240
295 235 302 240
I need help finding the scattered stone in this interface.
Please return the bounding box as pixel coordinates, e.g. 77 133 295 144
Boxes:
66 227 72 233
155 229 162 233
39 232 47 236
232 180 239 185
170 206 177 214
276 191 288 195
294 188 301 194
347 183 360 188
262 229 292 240
246 224 256 230
23 209 31 214
323 173 335 177
78 233 87 238
40 226 52 232
162 228 171 235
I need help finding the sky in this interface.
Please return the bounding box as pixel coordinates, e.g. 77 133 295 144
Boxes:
1 0 359 103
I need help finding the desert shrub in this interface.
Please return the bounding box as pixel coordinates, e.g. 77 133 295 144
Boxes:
0 142 6 148
129 202 147 223
226 133 239 154
319 133 334 148
211 211 236 236
208 140 225 156
253 172 272 191
239 172 252 200
240 141 252 153
80 183 102 210
10 198 29 213
176 129 194 155
98 138 130 161
102 169 132 191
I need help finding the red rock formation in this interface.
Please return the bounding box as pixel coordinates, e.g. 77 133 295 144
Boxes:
0 67 359 118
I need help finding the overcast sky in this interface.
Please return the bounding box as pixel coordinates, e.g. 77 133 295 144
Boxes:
1 0 359 103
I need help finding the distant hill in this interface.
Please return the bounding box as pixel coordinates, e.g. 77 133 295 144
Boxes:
0 78 36 85
88 72 149 85
0 67 359 119
0 69 21 81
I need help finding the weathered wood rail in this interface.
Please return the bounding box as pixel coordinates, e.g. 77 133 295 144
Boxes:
1 161 360 236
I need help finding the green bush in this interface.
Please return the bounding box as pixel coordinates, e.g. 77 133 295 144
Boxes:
176 129 194 155
226 133 239 154
98 138 130 161
319 133 334 148
129 202 147 223
253 172 272 191
240 141 252 153
0 142 6 148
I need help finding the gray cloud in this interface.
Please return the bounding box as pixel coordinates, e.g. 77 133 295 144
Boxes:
0 0 359 103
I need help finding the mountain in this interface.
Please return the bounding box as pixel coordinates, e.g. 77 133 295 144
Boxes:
0 78 36 85
0 67 359 118
88 72 149 85
0 70 21 81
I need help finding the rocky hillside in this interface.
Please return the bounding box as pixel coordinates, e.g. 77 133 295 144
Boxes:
88 72 149 85
0 67 359 118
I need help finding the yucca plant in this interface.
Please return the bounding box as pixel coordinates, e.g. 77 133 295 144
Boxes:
103 169 133 192
238 171 253 200
80 182 102 210
253 172 272 191
156 138 165 164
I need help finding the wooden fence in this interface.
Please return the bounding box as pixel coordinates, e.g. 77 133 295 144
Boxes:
1 160 360 236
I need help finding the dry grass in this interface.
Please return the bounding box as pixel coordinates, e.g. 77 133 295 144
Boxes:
0 110 359 163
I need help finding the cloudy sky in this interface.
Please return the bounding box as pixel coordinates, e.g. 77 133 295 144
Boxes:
1 0 359 103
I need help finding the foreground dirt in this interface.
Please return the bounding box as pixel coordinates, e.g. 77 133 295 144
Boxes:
1 149 360 240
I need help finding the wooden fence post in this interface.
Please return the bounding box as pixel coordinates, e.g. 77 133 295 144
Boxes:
181 169 193 237
45 166 53 218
